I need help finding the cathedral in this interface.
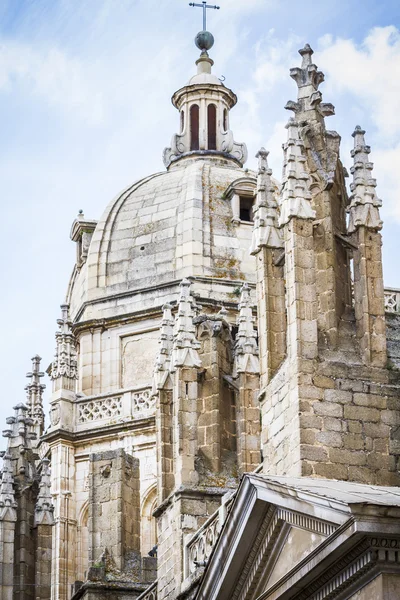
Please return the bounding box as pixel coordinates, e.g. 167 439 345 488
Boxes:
2 16 400 600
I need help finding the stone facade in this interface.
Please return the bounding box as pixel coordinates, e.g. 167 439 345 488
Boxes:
1 27 400 600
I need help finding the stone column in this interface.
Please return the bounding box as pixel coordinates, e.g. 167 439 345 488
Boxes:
349 126 386 367
233 285 261 474
88 449 140 574
34 459 54 600
250 148 285 388
50 441 76 600
0 452 17 600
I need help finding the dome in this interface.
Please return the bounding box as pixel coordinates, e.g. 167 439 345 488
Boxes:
68 155 257 322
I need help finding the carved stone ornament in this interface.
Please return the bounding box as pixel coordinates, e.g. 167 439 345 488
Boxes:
50 405 60 427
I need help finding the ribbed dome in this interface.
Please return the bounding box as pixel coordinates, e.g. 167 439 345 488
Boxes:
68 155 257 322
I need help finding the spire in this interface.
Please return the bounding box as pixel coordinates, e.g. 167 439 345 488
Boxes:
0 452 17 520
348 126 383 234
34 458 54 526
250 148 283 254
233 284 259 376
25 355 45 438
279 119 316 226
285 43 335 121
2 403 36 486
171 280 202 370
51 304 78 387
153 303 175 391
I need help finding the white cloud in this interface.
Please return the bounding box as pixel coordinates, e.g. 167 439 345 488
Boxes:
318 26 400 140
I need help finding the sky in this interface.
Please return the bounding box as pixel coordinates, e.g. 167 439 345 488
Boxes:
0 0 400 428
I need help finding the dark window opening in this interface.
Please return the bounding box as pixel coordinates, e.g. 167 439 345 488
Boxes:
190 104 199 151
223 108 228 132
239 196 254 222
180 110 185 134
207 104 217 150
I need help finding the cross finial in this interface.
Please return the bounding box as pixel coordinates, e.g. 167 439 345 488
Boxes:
189 2 220 32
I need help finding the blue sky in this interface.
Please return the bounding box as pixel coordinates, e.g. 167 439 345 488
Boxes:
0 0 399 427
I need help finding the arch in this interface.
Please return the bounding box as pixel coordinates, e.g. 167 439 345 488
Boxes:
190 104 200 151
207 104 217 150
223 108 228 132
180 110 185 134
141 485 158 556
77 501 89 581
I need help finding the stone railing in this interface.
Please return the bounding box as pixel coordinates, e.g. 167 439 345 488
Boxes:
137 580 157 600
75 385 155 431
385 288 400 314
184 493 235 578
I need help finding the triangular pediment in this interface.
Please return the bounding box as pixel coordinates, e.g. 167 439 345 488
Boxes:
196 475 400 600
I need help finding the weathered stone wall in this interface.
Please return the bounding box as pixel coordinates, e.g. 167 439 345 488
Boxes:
34 524 53 600
156 491 222 600
386 313 400 369
88 450 140 574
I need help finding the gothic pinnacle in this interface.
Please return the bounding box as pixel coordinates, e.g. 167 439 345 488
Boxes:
34 458 54 526
51 303 78 383
153 303 175 391
233 283 259 376
348 125 383 234
171 279 202 370
25 355 45 437
279 119 316 226
250 148 283 254
285 43 335 121
0 452 17 520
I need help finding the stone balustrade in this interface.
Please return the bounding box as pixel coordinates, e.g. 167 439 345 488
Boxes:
75 386 155 431
137 580 157 600
185 493 235 578
384 288 400 313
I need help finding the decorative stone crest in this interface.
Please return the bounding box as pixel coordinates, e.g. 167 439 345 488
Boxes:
171 279 202 370
348 126 383 233
250 148 283 254
233 284 259 376
51 304 78 383
279 119 316 226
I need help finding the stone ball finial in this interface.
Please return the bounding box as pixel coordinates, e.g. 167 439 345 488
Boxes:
195 30 214 53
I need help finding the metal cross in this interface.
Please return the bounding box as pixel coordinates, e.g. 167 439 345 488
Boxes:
189 1 220 31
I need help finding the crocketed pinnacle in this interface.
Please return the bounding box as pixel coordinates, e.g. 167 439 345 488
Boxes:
171 279 202 370
0 452 17 520
25 355 45 438
2 403 36 485
233 284 259 376
348 126 383 234
285 43 335 121
279 119 316 226
51 304 78 383
250 148 283 254
153 303 175 391
34 458 54 526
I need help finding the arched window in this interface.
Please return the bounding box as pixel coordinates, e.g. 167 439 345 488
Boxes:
77 502 89 582
207 104 217 150
223 108 228 132
190 104 200 151
180 110 185 134
141 486 158 556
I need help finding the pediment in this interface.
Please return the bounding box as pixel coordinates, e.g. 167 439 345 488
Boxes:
197 475 400 600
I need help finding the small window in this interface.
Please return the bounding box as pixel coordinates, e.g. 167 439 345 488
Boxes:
180 110 185 134
239 196 254 222
207 104 217 150
223 108 228 132
190 104 200 151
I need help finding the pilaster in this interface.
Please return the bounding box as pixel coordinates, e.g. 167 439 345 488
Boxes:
0 452 17 600
34 459 54 600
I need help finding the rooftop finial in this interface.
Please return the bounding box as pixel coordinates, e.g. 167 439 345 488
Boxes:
250 148 283 253
233 284 259 376
25 355 45 439
348 126 382 233
189 0 220 40
171 279 202 370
